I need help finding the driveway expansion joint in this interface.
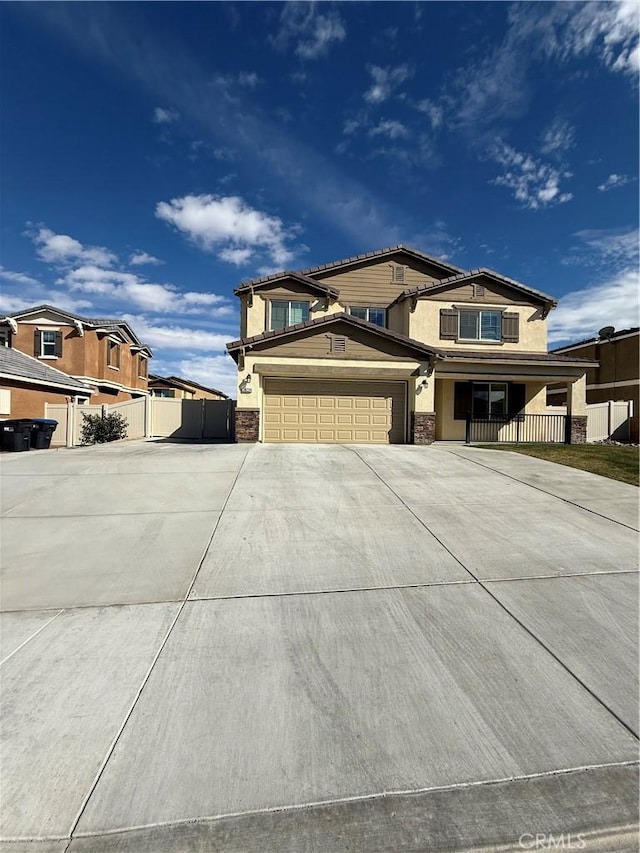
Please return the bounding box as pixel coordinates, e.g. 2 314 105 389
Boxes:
348 445 640 742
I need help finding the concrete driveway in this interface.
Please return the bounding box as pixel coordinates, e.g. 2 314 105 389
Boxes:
1 440 638 852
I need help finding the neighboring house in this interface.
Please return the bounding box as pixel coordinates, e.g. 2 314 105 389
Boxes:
0 346 93 419
226 245 594 444
148 374 229 400
0 305 152 406
548 327 639 442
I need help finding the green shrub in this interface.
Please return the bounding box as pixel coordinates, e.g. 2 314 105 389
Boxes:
80 412 128 445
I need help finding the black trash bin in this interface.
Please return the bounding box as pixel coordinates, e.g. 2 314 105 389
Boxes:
29 418 59 450
0 419 33 452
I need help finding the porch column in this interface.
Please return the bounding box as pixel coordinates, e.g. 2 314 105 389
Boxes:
566 374 587 444
411 371 436 445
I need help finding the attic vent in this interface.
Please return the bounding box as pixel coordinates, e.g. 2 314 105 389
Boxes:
473 283 485 297
331 336 347 354
391 265 406 283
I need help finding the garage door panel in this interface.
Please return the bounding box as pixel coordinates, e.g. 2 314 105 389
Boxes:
264 379 405 444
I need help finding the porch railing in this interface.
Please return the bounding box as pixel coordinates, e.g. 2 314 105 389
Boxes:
465 413 567 444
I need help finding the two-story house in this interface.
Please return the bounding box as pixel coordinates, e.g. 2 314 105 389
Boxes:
0 304 152 418
226 245 594 445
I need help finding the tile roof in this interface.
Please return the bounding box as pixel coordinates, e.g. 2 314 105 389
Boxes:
0 347 93 392
226 311 443 359
391 269 557 307
235 245 465 290
438 348 597 365
550 327 640 352
1 305 153 353
149 374 229 398
234 272 340 297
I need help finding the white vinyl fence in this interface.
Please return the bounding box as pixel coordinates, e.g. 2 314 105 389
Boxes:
546 399 634 443
45 396 234 446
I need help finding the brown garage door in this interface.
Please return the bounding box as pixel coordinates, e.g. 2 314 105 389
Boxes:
263 379 406 443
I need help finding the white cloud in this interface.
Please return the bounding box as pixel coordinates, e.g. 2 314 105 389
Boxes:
491 141 573 209
121 315 232 351
155 194 299 268
167 354 238 398
153 107 179 124
415 99 443 130
129 251 164 266
27 226 117 267
563 226 639 270
0 267 41 286
364 64 411 104
60 265 232 315
597 173 635 191
369 120 409 140
540 118 575 155
548 268 640 343
272 2 346 60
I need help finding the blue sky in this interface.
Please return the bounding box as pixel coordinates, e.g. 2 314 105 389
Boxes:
1 1 638 396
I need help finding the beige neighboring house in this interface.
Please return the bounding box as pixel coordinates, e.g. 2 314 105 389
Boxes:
226 245 594 445
148 374 229 400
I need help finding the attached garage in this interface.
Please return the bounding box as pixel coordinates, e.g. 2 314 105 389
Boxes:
263 378 406 443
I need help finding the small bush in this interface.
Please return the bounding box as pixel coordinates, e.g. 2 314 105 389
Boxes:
80 412 128 445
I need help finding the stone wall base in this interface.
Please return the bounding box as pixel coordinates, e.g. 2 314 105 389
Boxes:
235 409 260 442
411 412 436 445
568 415 587 445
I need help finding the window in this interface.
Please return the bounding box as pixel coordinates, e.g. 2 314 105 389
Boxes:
41 330 58 357
0 329 10 347
349 307 386 327
269 300 310 331
75 396 90 405
106 339 121 369
459 309 501 341
138 355 148 378
153 388 174 398
471 383 508 418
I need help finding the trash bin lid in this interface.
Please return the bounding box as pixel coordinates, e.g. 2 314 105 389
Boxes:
32 418 59 425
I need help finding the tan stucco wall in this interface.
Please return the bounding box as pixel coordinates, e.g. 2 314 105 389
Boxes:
236 355 425 412
435 379 551 441
409 301 548 352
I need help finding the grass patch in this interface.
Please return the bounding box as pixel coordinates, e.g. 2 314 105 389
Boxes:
476 443 639 486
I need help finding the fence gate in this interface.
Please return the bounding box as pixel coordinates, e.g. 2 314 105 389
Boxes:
150 398 234 440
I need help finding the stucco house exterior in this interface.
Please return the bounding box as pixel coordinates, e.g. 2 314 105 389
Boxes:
548 326 639 443
149 374 229 400
226 246 594 445
0 346 93 420
0 305 152 417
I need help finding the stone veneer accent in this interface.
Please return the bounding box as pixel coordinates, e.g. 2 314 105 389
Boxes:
411 412 436 445
235 409 260 442
568 415 587 445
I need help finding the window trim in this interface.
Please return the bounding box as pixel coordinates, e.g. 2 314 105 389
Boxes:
348 306 387 328
106 338 121 370
458 309 502 342
269 299 311 331
40 329 58 358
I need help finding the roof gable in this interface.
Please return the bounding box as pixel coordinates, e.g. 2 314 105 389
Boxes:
393 269 557 310
227 312 441 362
234 272 339 299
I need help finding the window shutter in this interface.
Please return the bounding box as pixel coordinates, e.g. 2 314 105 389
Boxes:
502 312 519 342
440 308 458 340
34 330 42 356
454 382 472 420
509 383 526 414
54 331 63 357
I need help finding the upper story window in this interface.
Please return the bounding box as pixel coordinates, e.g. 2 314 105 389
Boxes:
269 300 309 331
106 339 121 369
138 354 148 378
36 329 62 358
459 309 501 342
349 307 386 328
0 329 10 347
